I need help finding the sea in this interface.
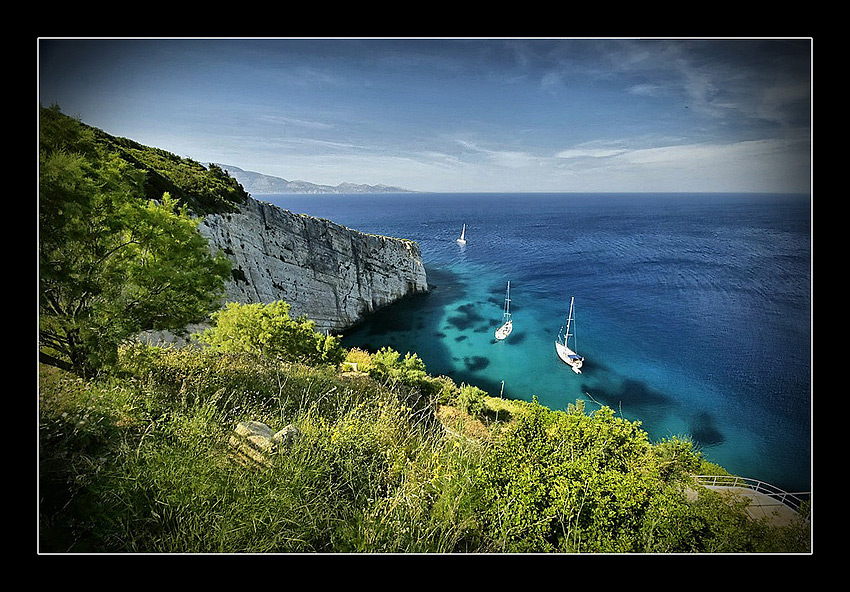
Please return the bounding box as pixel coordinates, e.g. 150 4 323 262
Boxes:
260 192 812 494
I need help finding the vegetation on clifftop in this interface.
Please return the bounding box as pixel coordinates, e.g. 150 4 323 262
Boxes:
43 105 249 215
39 105 234 377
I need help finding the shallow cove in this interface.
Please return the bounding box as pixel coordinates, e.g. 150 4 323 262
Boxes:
264 192 812 494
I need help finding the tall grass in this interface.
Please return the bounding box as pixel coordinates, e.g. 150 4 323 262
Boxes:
39 344 486 553
39 343 811 553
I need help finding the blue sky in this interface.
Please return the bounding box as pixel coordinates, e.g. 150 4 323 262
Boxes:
38 38 812 194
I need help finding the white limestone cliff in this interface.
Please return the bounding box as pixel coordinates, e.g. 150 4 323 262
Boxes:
198 196 428 334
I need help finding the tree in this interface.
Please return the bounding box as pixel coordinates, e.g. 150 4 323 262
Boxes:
194 300 345 366
368 347 427 385
39 106 231 377
473 399 663 552
456 383 487 417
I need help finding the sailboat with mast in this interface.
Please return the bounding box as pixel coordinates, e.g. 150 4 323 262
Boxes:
495 281 513 340
555 296 584 373
456 224 467 245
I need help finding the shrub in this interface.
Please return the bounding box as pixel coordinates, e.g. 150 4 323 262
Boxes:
343 348 373 373
368 347 427 386
194 301 345 366
472 399 662 552
428 375 459 405
456 383 487 418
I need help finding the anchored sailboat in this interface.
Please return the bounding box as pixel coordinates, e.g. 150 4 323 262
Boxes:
555 296 584 373
495 281 513 340
456 224 467 245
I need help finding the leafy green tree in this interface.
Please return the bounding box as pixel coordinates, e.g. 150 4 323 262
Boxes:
473 399 664 552
39 106 231 377
194 300 345 366
369 347 427 385
456 383 487 417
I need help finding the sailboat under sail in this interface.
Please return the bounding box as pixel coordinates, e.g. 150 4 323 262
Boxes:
555 296 584 373
456 224 467 245
495 281 513 340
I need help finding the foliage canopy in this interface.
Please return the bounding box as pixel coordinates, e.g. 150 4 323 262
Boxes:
194 300 346 366
39 105 232 376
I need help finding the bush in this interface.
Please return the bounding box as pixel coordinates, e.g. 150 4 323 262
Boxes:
343 348 373 373
368 347 427 386
473 399 670 552
194 301 345 366
429 375 459 406
456 383 487 418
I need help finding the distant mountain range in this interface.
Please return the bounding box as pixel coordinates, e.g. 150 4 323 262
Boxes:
212 164 415 195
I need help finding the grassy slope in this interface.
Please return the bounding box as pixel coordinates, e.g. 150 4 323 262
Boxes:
38 345 811 553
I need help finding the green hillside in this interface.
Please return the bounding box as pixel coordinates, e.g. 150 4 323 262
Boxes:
41 104 249 215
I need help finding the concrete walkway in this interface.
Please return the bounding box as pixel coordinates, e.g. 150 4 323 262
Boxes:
705 486 805 527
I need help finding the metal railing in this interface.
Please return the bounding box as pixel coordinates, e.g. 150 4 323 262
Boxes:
694 475 810 517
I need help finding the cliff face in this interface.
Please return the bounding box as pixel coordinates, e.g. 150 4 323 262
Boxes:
199 196 428 334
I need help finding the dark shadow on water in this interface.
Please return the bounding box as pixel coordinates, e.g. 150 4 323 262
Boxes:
463 356 490 372
351 291 433 337
503 331 526 345
585 377 670 408
446 302 488 331
341 266 469 376
580 370 727 448
688 411 725 447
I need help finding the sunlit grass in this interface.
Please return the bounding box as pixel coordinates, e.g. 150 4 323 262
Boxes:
39 343 811 553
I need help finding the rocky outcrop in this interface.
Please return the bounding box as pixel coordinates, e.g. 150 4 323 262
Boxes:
198 196 428 334
229 420 302 466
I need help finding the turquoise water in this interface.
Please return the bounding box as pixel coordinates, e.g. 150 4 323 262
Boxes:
261 192 812 493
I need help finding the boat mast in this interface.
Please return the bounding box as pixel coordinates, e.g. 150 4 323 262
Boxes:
567 296 575 349
505 281 511 320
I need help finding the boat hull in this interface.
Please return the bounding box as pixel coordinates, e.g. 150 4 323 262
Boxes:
555 340 583 373
495 320 513 340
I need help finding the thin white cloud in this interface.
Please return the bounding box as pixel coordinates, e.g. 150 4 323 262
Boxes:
618 138 805 167
454 138 545 169
550 138 811 193
257 114 334 130
627 83 664 97
555 147 629 159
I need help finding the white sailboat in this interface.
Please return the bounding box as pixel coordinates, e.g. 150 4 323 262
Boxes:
456 224 467 245
495 281 513 340
555 296 584 373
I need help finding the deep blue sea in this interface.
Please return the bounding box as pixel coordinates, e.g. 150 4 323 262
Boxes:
261 192 812 494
